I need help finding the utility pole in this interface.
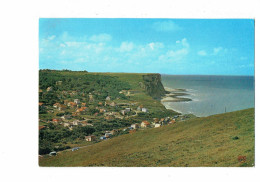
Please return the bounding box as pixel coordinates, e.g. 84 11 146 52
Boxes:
225 107 226 113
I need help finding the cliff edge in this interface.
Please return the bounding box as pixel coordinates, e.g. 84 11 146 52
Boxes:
140 74 167 99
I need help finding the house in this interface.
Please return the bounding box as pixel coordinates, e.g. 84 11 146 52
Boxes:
89 94 94 101
137 105 143 111
63 122 71 127
39 126 46 130
169 120 176 124
52 118 62 124
81 102 87 107
110 102 116 107
165 117 171 122
99 108 106 113
105 115 114 120
56 81 63 85
155 123 161 128
72 120 79 126
39 102 45 110
106 96 111 101
85 135 96 141
71 112 78 116
141 121 150 128
141 108 148 113
61 115 71 120
110 129 118 135
100 136 107 140
63 100 69 105
105 133 112 138
121 108 130 115
125 108 131 112
131 123 139 129
58 104 67 111
76 107 87 114
98 102 103 106
74 99 80 104
153 118 159 123
46 86 53 92
121 110 127 115
53 103 61 108
68 102 77 108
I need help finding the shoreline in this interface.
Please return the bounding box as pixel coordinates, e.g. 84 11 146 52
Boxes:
162 87 193 103
161 86 195 116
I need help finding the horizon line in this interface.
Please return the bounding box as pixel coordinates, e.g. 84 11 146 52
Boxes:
39 69 254 77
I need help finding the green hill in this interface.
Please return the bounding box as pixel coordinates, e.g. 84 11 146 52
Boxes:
39 108 254 167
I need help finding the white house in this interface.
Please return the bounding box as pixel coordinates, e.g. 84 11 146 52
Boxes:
72 120 79 126
142 108 148 112
46 86 53 92
61 115 71 120
85 135 96 141
74 99 80 104
63 122 71 127
131 123 139 129
155 123 161 128
105 133 112 138
141 121 150 128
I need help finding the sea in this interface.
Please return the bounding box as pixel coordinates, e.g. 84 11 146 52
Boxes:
161 75 255 117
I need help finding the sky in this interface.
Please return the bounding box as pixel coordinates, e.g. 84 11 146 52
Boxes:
39 19 254 75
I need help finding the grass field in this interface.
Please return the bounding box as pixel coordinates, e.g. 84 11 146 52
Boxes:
39 108 254 167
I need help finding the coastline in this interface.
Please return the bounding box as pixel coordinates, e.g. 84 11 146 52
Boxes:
160 86 194 116
161 87 192 103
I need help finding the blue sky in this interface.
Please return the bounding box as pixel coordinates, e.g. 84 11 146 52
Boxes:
39 19 254 75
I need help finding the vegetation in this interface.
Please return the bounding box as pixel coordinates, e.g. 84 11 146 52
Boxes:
39 70 180 155
39 108 254 167
39 70 131 105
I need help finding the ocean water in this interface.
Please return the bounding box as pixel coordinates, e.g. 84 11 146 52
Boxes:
161 75 255 117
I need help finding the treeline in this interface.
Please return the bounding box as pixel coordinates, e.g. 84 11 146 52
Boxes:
39 124 95 154
39 118 137 155
39 70 131 105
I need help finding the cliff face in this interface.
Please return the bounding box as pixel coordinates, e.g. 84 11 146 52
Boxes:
140 74 167 99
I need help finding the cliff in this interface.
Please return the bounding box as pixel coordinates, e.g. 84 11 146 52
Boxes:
140 74 167 99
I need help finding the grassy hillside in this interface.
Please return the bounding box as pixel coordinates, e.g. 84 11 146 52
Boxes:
39 108 254 167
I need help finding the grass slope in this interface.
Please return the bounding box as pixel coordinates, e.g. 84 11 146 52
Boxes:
39 108 254 167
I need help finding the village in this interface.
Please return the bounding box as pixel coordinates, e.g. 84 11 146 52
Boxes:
39 79 187 155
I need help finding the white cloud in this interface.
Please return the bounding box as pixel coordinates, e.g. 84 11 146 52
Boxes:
90 33 112 42
152 20 182 32
119 42 134 52
160 38 190 62
60 43 66 47
213 47 223 55
148 42 164 50
158 38 189 62
181 38 189 48
65 41 88 47
48 35 56 40
198 50 207 56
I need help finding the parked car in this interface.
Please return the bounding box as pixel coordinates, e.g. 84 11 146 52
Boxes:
49 151 57 156
72 147 80 151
